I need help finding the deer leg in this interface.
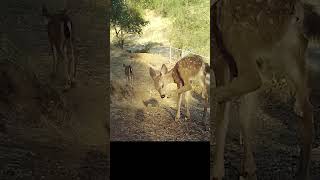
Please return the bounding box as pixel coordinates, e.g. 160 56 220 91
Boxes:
62 42 71 89
185 91 191 120
200 73 209 120
131 74 134 87
51 45 58 77
239 92 258 180
212 58 231 180
211 55 262 103
212 101 231 180
175 92 183 121
284 54 312 180
130 76 133 89
69 40 76 84
67 43 72 85
127 76 129 86
127 76 130 86
177 83 192 94
203 91 209 120
130 74 133 88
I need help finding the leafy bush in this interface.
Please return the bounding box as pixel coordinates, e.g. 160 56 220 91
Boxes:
110 0 149 49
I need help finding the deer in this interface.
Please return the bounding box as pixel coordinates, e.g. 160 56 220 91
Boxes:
123 64 134 87
207 0 320 180
42 5 76 89
149 54 210 121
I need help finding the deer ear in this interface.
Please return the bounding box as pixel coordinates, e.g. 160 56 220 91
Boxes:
149 67 157 80
160 64 168 75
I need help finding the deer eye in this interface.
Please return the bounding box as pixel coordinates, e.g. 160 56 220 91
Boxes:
161 84 164 88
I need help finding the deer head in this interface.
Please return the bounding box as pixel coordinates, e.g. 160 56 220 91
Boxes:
149 64 172 99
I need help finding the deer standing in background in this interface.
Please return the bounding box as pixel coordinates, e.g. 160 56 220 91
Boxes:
42 5 76 89
123 64 134 88
149 55 210 121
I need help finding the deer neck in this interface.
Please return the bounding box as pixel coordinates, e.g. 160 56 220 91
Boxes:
163 70 175 85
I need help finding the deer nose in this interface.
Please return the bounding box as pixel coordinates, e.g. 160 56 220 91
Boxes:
161 95 165 99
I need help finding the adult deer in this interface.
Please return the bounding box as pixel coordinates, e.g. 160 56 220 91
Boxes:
149 55 210 121
42 5 76 89
208 0 320 179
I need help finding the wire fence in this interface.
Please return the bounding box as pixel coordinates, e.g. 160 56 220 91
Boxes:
147 44 209 66
168 46 209 62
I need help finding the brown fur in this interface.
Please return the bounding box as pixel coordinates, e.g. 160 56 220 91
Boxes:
149 55 209 121
123 64 134 87
42 5 76 89
210 0 316 179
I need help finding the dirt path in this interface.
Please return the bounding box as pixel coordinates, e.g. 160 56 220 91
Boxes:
0 0 108 179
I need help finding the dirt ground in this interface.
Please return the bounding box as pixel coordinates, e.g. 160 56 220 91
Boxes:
210 46 320 179
0 0 108 179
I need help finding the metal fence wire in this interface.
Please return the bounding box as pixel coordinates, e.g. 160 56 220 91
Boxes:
147 44 209 65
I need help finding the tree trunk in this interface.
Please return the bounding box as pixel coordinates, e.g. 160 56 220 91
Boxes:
120 39 124 49
120 30 124 49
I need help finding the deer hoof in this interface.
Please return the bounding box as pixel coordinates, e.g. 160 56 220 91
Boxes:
175 116 180 121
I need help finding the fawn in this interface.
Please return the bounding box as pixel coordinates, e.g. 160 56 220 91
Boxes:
123 64 134 87
210 1 320 179
149 55 210 121
42 5 76 89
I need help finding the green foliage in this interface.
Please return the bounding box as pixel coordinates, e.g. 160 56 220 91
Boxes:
170 1 210 57
111 0 149 48
133 0 210 57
